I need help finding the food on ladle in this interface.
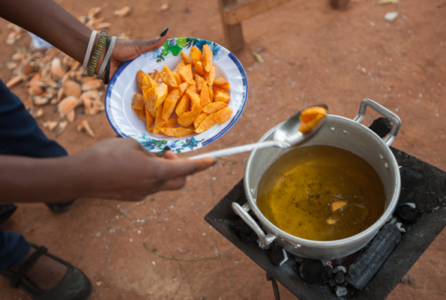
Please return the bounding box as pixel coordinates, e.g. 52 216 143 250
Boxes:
298 106 327 134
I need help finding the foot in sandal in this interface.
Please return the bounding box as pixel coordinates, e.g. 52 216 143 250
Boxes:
0 243 92 300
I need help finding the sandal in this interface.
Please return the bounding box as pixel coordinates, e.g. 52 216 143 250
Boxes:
0 243 92 300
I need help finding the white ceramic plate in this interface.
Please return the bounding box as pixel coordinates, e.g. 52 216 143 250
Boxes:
105 38 248 153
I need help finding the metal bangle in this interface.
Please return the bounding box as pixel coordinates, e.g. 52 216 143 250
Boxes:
97 36 117 80
87 30 107 77
82 31 98 71
103 37 112 84
103 55 112 85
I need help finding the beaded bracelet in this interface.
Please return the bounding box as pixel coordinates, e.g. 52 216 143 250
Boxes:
87 30 107 77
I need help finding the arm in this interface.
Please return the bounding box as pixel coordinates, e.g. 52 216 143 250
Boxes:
0 0 91 64
0 139 214 204
0 0 168 78
0 2 197 203
0 154 85 203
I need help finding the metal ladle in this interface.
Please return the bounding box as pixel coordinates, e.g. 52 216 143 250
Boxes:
189 104 328 160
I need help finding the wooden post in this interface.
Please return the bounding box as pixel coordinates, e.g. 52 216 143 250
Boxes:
330 0 350 9
218 0 293 51
218 0 245 52
224 0 292 25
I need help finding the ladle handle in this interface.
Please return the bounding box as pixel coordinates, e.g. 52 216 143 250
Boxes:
353 98 401 146
189 141 290 160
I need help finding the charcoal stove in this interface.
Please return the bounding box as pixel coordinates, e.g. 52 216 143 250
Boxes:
204 119 446 300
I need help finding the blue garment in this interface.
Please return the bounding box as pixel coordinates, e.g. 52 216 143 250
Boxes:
0 79 67 269
0 229 29 270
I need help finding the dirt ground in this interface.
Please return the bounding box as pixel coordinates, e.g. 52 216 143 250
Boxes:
1 0 446 299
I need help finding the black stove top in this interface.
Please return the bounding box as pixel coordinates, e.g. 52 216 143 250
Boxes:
205 147 446 300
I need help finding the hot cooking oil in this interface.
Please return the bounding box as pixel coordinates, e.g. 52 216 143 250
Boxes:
257 145 386 241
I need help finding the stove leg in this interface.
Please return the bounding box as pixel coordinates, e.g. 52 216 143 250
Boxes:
266 273 281 300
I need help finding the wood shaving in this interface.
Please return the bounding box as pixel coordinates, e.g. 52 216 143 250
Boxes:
12 52 25 62
93 17 105 24
23 98 33 110
114 6 131 17
384 12 399 21
56 121 68 136
54 88 65 103
6 61 18 70
90 103 104 115
6 75 23 88
378 0 399 4
3 9 108 140
43 121 58 131
33 96 50 106
160 3 170 11
82 79 102 91
77 120 95 137
29 74 44 96
67 109 75 123
61 72 71 84
22 63 35 75
6 31 22 45
78 16 88 24
51 58 65 79
117 33 131 40
95 22 111 30
62 56 74 68
70 61 81 72
12 25 23 33
58 96 79 115
42 77 58 88
88 7 102 19
32 108 43 119
63 80 82 98
252 52 265 64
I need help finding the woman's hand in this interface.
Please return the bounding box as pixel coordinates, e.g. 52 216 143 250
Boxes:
104 27 169 79
76 138 214 201
0 137 213 204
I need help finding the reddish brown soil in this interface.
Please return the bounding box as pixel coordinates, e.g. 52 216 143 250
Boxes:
1 0 446 299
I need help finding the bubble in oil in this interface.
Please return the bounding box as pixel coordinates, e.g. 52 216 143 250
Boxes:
330 127 335 131
384 163 389 168
380 154 384 159
342 129 348 133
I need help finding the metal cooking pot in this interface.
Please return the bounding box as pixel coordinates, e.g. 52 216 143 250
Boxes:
232 99 402 260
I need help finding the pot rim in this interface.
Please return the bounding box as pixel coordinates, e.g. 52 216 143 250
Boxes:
244 114 401 248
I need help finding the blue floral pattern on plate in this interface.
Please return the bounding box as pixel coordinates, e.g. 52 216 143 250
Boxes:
144 48 162 60
129 134 205 153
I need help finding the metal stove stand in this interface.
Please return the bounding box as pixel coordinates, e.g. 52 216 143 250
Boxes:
205 148 446 300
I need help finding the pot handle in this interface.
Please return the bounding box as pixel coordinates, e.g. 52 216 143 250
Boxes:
231 202 277 249
353 98 401 146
